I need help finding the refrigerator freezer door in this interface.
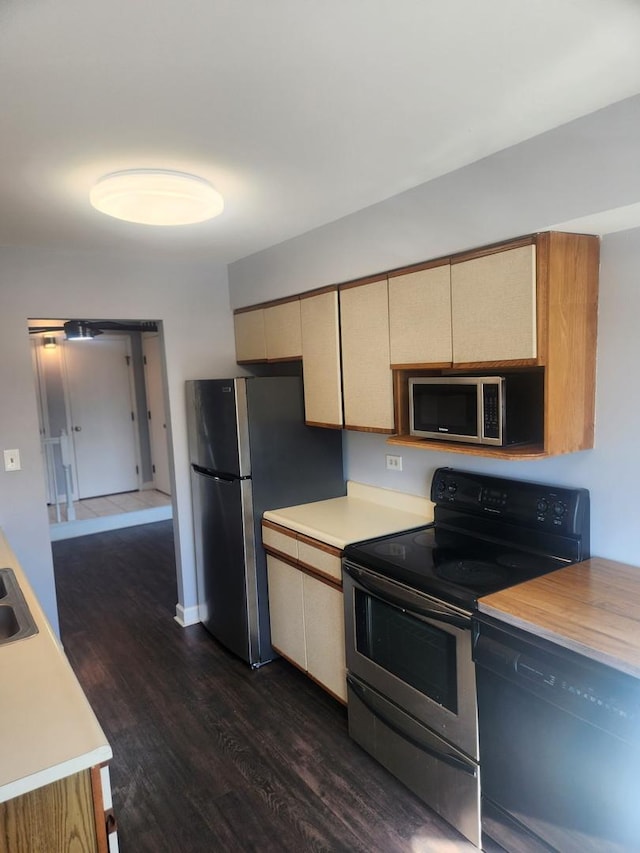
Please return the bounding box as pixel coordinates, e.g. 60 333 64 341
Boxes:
190 466 259 664
185 378 250 477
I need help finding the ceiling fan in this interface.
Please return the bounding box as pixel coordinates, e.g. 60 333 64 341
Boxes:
29 320 158 340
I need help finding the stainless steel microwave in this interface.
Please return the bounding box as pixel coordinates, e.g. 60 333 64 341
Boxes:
409 374 544 446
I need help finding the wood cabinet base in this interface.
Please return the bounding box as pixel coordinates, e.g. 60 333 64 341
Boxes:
0 768 111 853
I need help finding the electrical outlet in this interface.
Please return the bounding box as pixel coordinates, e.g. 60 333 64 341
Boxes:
385 454 403 471
4 449 21 472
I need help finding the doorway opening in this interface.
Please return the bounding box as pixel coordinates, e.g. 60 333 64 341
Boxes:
29 318 174 540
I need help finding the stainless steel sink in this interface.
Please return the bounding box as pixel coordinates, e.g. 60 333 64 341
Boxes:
0 568 38 644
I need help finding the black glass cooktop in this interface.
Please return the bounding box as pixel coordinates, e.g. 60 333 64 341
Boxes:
343 524 569 610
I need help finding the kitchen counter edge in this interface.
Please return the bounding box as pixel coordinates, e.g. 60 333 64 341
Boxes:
0 529 112 803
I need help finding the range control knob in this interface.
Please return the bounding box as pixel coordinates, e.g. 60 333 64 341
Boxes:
552 501 567 517
447 482 457 495
536 498 549 514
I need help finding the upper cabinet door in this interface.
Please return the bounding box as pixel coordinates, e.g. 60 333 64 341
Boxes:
388 263 453 366
451 244 537 364
264 299 302 360
300 289 343 428
234 308 266 362
340 279 394 433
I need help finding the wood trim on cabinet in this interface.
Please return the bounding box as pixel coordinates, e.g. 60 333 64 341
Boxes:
298 283 339 300
387 256 451 278
263 545 343 589
534 232 550 365
296 532 342 557
0 770 100 853
344 424 394 434
234 294 300 313
390 361 452 371
542 231 599 454
304 419 344 429
90 765 109 853
306 671 347 706
296 562 343 590
270 646 346 705
386 433 546 459
337 272 388 291
236 358 268 365
451 358 540 370
450 234 535 265
262 519 296 538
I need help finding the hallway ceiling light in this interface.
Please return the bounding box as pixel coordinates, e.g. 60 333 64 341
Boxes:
89 169 224 226
42 335 57 349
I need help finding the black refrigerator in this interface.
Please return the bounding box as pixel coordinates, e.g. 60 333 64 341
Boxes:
185 376 345 667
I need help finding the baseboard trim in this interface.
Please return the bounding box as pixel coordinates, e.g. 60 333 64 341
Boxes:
174 603 201 627
49 505 173 541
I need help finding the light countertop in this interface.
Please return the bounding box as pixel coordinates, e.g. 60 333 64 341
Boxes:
263 481 433 550
479 556 640 678
0 529 112 803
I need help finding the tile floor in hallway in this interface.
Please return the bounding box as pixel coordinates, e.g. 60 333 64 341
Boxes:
48 489 171 524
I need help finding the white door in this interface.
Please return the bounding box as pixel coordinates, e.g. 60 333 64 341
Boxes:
142 333 171 495
63 335 140 499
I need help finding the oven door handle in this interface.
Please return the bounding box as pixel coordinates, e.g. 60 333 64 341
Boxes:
343 563 469 629
347 675 477 777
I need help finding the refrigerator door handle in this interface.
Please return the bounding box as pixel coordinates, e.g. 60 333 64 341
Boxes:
191 464 239 483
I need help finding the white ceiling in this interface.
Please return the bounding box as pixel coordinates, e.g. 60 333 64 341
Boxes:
2 0 640 264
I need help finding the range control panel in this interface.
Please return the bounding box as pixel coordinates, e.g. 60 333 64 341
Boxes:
431 467 590 539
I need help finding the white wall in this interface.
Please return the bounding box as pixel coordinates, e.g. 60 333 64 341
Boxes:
0 247 236 633
228 94 640 567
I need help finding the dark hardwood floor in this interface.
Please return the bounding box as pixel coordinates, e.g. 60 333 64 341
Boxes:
53 521 476 852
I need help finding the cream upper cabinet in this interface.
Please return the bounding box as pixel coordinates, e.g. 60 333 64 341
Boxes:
264 299 302 360
388 263 453 366
450 244 537 364
300 289 343 427
234 299 301 363
340 279 394 432
234 308 266 362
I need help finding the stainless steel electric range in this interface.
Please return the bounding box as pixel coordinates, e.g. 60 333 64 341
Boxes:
342 467 590 848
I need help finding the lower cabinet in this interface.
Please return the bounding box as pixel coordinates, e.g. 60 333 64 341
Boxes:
267 555 347 703
302 574 346 702
263 520 347 704
0 764 117 853
267 555 306 671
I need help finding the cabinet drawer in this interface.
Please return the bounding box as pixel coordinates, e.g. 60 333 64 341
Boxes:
262 522 298 560
298 538 342 582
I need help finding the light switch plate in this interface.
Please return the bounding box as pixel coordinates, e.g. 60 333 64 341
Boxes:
4 449 21 471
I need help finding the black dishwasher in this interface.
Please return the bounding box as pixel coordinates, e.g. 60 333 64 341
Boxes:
473 615 640 853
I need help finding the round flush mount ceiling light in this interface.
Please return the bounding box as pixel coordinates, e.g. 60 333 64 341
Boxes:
89 169 224 226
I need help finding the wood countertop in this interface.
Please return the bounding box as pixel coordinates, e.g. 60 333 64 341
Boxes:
0 529 112 803
263 481 433 550
479 556 640 678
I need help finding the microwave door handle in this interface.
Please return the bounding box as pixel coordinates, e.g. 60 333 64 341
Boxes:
346 675 477 777
343 564 469 629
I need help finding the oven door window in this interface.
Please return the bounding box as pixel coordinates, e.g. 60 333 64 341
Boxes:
354 588 458 714
413 383 477 437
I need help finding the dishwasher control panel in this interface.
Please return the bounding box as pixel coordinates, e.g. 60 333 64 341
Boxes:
473 618 640 744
